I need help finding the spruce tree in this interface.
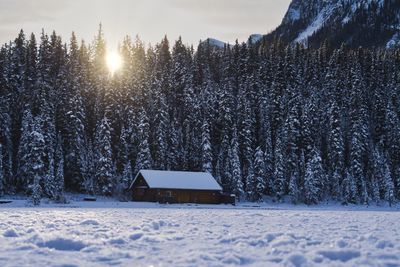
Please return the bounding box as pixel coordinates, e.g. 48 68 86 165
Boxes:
245 166 254 201
328 100 344 198
152 90 169 170
201 119 213 174
63 33 87 191
0 86 12 190
135 108 152 173
117 126 130 176
252 147 266 202
304 148 324 205
228 128 244 199
30 174 42 206
371 175 381 205
349 64 370 203
37 30 59 200
8 30 26 190
117 126 132 190
26 117 46 205
53 135 65 202
169 117 184 170
121 160 133 190
385 101 400 175
17 109 34 190
0 144 4 196
382 155 395 206
238 88 254 190
94 114 114 195
342 171 357 205
82 141 95 195
288 171 299 204
274 130 286 201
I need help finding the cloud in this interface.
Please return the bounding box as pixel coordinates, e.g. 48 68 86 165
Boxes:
167 0 288 24
0 0 290 46
0 0 70 25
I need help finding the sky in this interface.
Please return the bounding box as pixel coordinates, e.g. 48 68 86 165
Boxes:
0 0 291 49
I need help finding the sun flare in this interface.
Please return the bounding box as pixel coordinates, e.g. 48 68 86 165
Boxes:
106 51 123 74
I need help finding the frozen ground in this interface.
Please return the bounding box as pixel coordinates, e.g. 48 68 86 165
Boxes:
0 199 400 267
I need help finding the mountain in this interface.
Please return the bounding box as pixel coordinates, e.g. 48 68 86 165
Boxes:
200 38 227 49
202 35 264 49
264 0 400 48
248 34 263 44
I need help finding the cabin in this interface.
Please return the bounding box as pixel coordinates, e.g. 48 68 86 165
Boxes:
130 170 234 205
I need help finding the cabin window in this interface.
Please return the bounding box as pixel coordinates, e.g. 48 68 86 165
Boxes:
165 191 172 197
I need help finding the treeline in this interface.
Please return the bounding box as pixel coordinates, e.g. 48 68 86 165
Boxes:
0 27 399 205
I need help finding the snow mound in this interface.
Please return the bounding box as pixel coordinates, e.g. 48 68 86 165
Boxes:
37 238 87 251
317 250 361 262
129 232 143 240
80 219 99 225
108 238 126 245
3 229 18 237
376 240 394 249
287 254 308 267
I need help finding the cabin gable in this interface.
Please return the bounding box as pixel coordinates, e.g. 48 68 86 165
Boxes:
131 173 149 188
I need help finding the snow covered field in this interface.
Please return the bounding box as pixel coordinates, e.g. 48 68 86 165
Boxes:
0 200 400 267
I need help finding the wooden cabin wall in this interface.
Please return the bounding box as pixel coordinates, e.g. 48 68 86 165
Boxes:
132 188 221 204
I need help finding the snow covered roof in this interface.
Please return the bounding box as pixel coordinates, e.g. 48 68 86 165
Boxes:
130 170 223 191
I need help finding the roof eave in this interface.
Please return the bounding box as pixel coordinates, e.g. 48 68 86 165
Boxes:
147 187 222 191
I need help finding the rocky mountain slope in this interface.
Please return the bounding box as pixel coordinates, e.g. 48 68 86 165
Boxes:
264 0 400 48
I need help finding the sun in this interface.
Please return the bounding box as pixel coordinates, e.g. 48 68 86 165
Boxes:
106 51 123 74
